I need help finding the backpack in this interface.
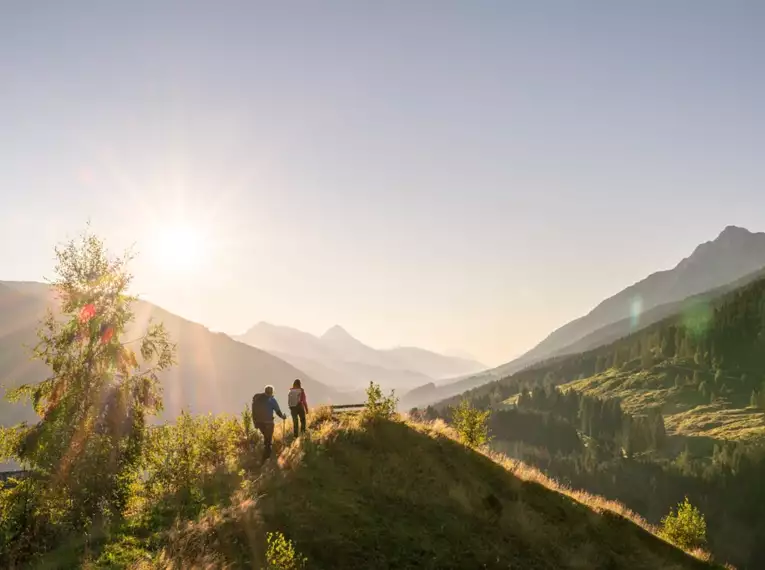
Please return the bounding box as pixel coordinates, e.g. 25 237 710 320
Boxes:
288 388 303 408
252 392 271 423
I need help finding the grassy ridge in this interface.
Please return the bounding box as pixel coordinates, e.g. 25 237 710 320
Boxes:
22 409 722 569
156 411 718 570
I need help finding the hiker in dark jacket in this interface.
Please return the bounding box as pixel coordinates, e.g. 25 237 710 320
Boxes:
252 385 287 460
287 379 309 438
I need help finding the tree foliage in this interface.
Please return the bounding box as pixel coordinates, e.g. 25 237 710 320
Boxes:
266 531 307 570
451 399 491 448
0 227 176 564
363 381 398 420
660 497 707 551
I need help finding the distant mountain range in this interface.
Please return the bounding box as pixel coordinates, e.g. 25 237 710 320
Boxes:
406 225 765 408
0 281 347 431
235 323 486 392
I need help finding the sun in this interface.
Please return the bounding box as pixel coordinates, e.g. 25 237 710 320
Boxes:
152 223 206 273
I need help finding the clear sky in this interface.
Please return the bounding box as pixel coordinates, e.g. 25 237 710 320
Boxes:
1 1 764 365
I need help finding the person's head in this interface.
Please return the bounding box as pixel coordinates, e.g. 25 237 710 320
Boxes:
264 385 274 396
292 379 302 389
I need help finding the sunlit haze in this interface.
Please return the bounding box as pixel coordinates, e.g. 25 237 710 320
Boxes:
2 2 764 366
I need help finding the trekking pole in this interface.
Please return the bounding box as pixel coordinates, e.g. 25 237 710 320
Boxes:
282 417 286 441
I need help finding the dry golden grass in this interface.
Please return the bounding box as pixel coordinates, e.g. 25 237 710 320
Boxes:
140 411 723 569
408 417 716 564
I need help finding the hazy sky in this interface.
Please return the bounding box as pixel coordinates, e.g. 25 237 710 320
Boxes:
2 1 764 365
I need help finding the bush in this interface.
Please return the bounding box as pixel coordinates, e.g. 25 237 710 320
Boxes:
364 382 398 420
659 496 707 550
451 399 491 449
266 531 307 570
132 411 252 522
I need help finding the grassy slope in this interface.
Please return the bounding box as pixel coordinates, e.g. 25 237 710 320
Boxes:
561 362 765 442
159 413 717 570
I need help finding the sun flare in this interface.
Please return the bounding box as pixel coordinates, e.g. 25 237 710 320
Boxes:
152 223 206 273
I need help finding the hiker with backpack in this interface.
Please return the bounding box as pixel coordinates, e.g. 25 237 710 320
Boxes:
252 385 287 460
288 379 309 438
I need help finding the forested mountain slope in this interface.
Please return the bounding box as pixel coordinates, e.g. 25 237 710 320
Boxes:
438 269 765 438
424 226 765 409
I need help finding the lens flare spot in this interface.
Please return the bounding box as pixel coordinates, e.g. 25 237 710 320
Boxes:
630 296 643 330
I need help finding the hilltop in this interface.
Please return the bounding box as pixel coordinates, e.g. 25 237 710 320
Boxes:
21 411 720 569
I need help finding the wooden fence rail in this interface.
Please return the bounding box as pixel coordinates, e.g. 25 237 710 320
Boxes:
330 403 366 413
0 470 27 484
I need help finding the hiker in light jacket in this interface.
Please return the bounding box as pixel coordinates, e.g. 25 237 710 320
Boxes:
252 385 287 460
287 379 309 438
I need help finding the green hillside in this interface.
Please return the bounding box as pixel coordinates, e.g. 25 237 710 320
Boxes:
421 273 765 568
7 411 719 570
437 272 765 441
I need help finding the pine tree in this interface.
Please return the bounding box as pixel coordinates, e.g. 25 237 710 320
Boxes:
613 348 623 369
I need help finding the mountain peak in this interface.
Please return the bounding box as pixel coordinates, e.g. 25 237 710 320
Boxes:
321 324 356 342
716 225 756 242
681 225 765 268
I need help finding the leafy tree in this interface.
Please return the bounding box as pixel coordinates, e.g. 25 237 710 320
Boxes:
451 399 491 448
0 227 176 560
363 382 398 420
659 497 707 551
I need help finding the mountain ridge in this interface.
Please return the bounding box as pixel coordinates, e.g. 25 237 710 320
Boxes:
236 321 486 391
413 226 765 405
0 281 345 432
402 226 765 409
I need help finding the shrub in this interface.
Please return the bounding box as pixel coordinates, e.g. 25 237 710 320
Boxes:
364 382 398 420
659 496 707 550
266 531 307 570
451 399 491 449
134 411 250 521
